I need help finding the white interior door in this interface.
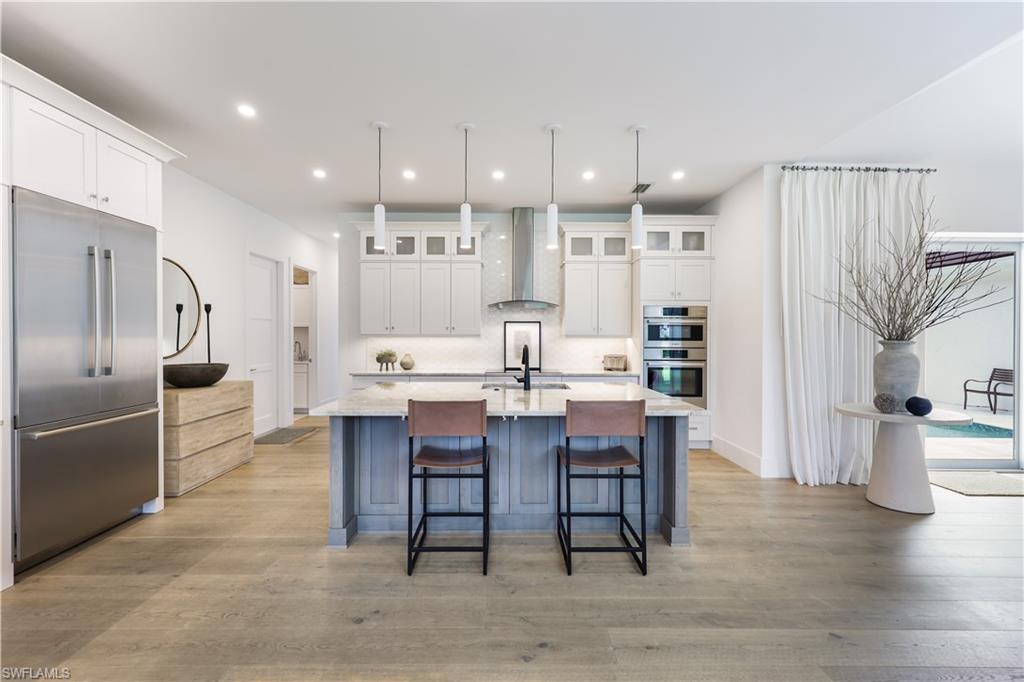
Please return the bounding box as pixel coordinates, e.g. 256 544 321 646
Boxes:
248 254 280 436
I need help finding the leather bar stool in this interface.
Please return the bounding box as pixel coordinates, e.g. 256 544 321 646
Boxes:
556 399 647 575
407 399 490 576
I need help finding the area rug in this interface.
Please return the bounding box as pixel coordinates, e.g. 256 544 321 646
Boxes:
254 427 317 445
929 470 1024 496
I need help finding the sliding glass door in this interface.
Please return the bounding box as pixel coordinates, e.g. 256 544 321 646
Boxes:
922 236 1021 470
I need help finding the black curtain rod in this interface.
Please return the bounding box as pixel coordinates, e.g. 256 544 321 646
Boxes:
781 165 937 174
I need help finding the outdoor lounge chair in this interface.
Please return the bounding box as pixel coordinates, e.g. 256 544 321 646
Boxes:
963 368 1014 414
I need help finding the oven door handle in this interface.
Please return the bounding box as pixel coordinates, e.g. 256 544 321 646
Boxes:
646 362 706 368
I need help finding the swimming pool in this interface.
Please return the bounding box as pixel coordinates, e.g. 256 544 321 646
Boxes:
927 422 1014 439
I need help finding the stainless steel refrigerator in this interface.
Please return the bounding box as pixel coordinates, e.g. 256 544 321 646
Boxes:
12 188 158 572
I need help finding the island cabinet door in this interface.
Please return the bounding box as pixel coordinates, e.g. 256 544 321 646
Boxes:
358 418 406 516
410 436 462 514
508 418 560 516
459 418 510 515
622 418 660 516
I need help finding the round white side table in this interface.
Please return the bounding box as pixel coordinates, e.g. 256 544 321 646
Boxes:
835 403 972 514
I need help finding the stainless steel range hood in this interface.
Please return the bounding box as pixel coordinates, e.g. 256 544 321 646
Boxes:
489 207 559 311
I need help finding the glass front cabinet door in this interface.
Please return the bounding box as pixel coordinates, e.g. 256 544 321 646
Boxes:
599 233 630 261
641 225 712 257
565 233 597 261
421 231 452 260
360 230 389 259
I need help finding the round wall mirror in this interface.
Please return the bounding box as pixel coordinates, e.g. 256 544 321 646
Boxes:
163 258 201 358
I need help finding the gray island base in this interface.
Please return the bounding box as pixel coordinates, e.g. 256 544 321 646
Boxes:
312 382 704 547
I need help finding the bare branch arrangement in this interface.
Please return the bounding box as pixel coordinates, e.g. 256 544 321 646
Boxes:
820 205 1007 341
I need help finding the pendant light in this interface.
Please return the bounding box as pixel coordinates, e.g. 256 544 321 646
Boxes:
371 121 388 250
629 125 646 249
545 124 561 249
457 122 475 249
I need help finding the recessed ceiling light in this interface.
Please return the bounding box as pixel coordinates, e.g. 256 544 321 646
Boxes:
332 232 341 239
582 170 595 181
492 169 505 180
402 169 416 180
236 103 257 118
312 168 327 180
671 170 685 181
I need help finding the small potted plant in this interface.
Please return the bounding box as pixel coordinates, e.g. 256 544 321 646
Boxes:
375 349 398 372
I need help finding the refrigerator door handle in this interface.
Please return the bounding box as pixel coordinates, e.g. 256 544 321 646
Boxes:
23 407 159 440
104 248 117 376
88 246 102 377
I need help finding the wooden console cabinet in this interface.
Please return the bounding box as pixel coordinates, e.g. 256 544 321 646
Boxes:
163 380 254 496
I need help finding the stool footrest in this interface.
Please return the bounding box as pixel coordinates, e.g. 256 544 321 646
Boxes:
411 546 484 553
412 472 485 479
422 511 484 518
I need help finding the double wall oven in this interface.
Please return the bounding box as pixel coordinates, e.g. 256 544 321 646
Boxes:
643 305 707 407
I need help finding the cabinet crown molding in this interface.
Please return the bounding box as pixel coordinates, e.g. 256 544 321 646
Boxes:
2 56 184 163
350 221 489 232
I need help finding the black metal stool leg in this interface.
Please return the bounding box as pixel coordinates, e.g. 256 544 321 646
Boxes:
482 443 490 575
564 439 573 576
639 436 648 576
407 437 414 576
619 466 625 537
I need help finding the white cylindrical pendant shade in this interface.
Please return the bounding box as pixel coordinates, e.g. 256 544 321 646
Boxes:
631 202 644 249
373 203 386 250
546 203 559 249
459 202 472 249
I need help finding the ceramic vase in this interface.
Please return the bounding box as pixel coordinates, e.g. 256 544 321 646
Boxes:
400 353 415 371
873 340 920 412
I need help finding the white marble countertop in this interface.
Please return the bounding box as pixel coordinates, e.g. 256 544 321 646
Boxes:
313 381 704 417
350 368 640 378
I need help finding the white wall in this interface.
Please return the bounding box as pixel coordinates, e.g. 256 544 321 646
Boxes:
698 166 792 479
163 166 339 413
336 210 630 396
930 162 1023 234
700 169 766 474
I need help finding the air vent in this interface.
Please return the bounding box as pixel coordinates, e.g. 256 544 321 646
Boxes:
630 182 653 194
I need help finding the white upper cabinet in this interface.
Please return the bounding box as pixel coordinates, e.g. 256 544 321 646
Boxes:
639 259 711 302
10 90 163 227
419 262 451 335
421 231 452 261
360 231 390 259
359 262 390 334
634 218 714 258
564 233 598 262
11 90 97 208
389 230 420 260
356 223 486 335
599 233 631 261
449 262 481 336
388 262 421 335
563 262 600 335
639 259 677 300
563 262 632 337
451 231 482 260
597 263 631 336
676 261 711 300
95 130 161 225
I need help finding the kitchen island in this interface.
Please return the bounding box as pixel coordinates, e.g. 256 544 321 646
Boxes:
312 381 704 547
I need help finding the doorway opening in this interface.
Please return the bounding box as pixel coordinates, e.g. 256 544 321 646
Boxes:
292 265 317 415
923 238 1020 471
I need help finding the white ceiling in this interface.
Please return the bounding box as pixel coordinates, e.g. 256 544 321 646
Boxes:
2 2 1021 241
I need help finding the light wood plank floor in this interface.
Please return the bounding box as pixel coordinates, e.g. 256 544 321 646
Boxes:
2 417 1021 681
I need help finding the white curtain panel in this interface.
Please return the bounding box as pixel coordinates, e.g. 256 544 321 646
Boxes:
780 169 928 485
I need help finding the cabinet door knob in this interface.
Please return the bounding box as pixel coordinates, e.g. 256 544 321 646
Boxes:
87 193 97 200
101 196 110 203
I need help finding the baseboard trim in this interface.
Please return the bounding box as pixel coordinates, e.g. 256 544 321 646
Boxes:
711 435 762 476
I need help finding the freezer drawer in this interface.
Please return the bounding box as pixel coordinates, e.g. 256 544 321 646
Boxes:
15 407 158 570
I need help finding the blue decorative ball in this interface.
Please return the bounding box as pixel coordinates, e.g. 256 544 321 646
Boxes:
905 396 933 417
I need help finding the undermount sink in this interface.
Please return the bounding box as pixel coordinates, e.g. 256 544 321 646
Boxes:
481 382 571 390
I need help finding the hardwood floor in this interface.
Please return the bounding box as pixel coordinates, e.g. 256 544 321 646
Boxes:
2 417 1021 681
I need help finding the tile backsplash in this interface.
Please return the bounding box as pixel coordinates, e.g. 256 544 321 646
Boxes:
359 211 631 372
